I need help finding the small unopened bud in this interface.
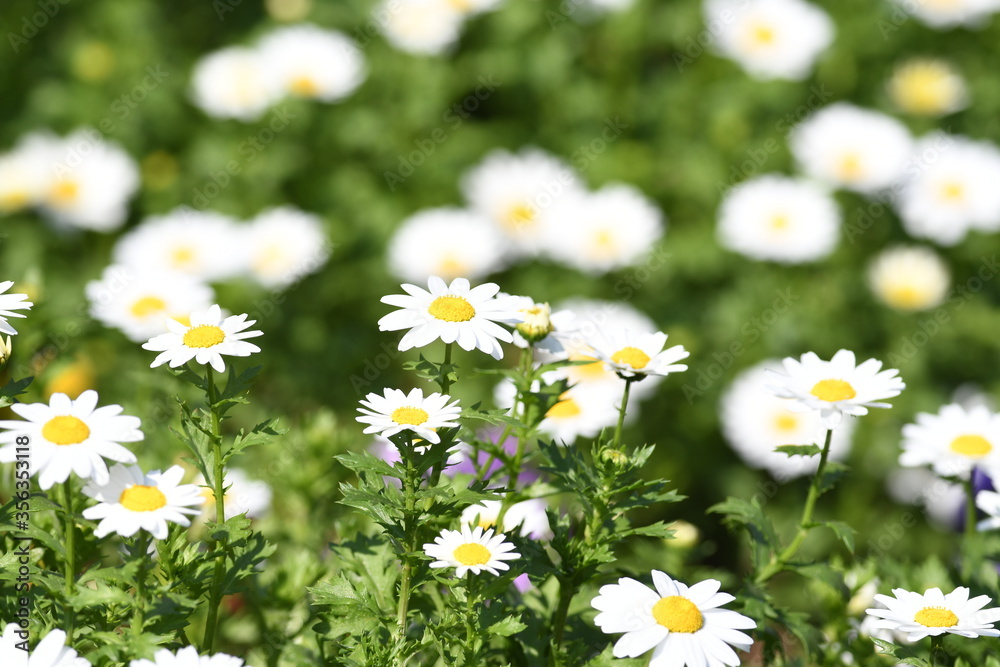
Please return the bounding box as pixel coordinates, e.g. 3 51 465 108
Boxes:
516 302 553 343
668 520 699 549
0 336 10 369
600 448 628 466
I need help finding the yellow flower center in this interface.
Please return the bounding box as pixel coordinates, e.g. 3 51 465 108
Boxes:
810 379 856 402
749 23 776 46
652 596 704 633
611 347 651 370
448 0 473 10
883 284 932 310
182 325 226 349
50 180 80 205
119 485 168 512
950 434 992 458
939 181 965 202
891 62 958 115
130 295 168 318
437 255 469 280
914 606 958 628
569 354 612 381
289 75 320 97
774 414 799 432
391 406 429 426
453 543 491 566
42 416 91 445
0 189 31 211
253 246 287 275
769 214 790 231
428 296 476 322
170 246 196 269
547 395 582 419
836 153 864 181
45 362 95 400
588 229 618 258
503 202 536 231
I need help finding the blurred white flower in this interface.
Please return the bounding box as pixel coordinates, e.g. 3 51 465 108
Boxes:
895 0 1000 29
461 147 585 257
86 266 215 342
0 136 53 214
705 0 834 81
461 498 553 540
196 468 273 521
541 184 665 274
380 0 466 55
243 207 330 288
896 134 1000 246
387 208 509 283
113 209 246 282
0 280 33 336
721 360 855 480
790 103 913 194
0 625 90 666
888 59 968 117
900 403 1000 481
190 47 283 121
539 385 622 445
257 24 366 102
867 246 950 312
717 175 840 264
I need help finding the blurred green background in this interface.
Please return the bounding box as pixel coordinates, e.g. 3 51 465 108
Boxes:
4 0 1000 624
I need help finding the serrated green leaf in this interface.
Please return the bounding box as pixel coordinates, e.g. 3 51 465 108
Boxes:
488 615 527 637
774 444 822 457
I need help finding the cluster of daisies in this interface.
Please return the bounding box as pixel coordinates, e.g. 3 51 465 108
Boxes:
378 0 635 56
0 298 268 661
191 24 366 121
0 129 138 231
0 627 246 667
85 207 328 343
389 148 665 282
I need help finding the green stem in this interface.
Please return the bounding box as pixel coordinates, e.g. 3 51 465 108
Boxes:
756 428 834 585
550 575 576 665
440 343 453 395
203 366 227 653
930 635 948 666
61 480 76 636
612 379 633 451
965 475 978 541
395 438 418 664
498 347 536 528
132 533 151 637
463 574 479 663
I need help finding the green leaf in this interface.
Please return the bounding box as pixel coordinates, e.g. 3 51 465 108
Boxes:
774 444 822 457
487 614 527 637
823 520 856 553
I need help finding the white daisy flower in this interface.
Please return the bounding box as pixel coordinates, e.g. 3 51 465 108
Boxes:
976 490 1000 531
0 390 142 490
494 376 621 445
112 209 245 282
591 570 756 667
85 266 215 343
82 464 203 540
38 130 139 232
895 0 1000 29
590 328 689 379
423 524 520 576
900 403 1000 480
720 361 855 481
461 148 586 257
257 24 366 102
896 134 1000 246
584 0 636 12
0 136 53 214
461 498 553 540
790 103 913 194
357 387 461 444
888 59 968 117
190 47 283 121
866 587 1000 641
380 0 466 55
705 0 834 81
541 184 665 274
130 645 244 667
867 246 950 312
387 208 509 284
717 175 840 264
0 624 90 667
0 280 33 336
447 0 504 16
243 207 330 288
142 304 263 373
378 276 522 360
195 468 273 521
767 349 905 429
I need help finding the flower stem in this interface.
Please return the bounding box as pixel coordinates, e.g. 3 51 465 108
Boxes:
612 379 633 451
930 635 949 666
132 533 150 637
203 366 227 653
965 475 978 541
463 574 479 663
61 480 76 636
440 342 453 395
395 437 418 665
756 428 834 585
498 347 535 528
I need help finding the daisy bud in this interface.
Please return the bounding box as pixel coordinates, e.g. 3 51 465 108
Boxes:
0 336 10 369
669 520 700 549
516 302 553 343
600 448 628 466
